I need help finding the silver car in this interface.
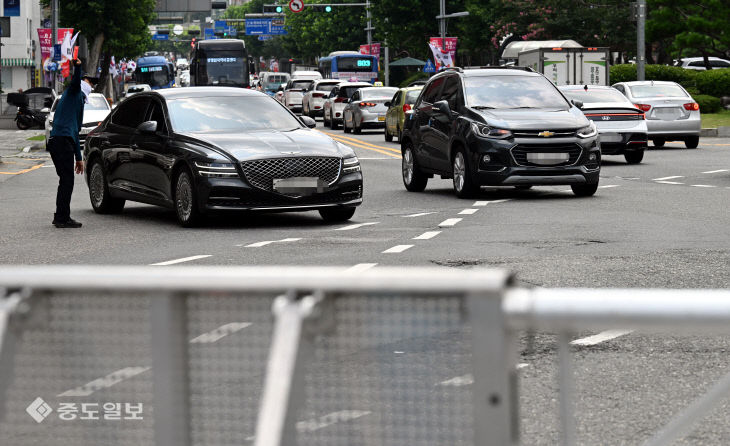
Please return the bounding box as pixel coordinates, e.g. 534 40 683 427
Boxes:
343 87 398 134
302 79 341 118
559 85 648 164
612 81 701 148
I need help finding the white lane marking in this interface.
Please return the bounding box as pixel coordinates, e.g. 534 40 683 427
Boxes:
439 364 530 387
473 199 510 206
242 238 302 248
383 245 413 254
149 255 212 266
702 169 728 174
413 231 441 240
517 363 530 370
297 410 371 433
358 157 393 160
570 329 634 346
439 218 463 227
190 322 252 344
58 367 151 397
403 212 436 218
598 185 620 189
655 181 684 185
344 263 378 273
653 176 684 181
690 184 716 188
458 208 478 215
336 222 379 231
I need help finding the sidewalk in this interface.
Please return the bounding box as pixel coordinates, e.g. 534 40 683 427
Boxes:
0 128 47 163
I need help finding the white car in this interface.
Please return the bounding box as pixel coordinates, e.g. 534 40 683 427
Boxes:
282 78 316 114
323 81 372 130
176 58 189 71
124 84 152 98
291 70 322 81
675 57 730 71
302 79 342 118
179 70 190 87
45 93 111 146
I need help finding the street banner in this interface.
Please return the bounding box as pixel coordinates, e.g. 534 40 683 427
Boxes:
3 0 20 17
38 28 73 84
428 37 458 70
359 43 381 70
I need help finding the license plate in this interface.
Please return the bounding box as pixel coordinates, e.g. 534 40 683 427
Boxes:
273 177 325 195
378 116 385 122
655 108 679 120
600 132 622 143
526 153 569 165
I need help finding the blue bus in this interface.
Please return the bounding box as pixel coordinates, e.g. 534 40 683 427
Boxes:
317 51 378 83
134 56 175 89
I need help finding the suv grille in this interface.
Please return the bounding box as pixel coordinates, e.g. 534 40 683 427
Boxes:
240 157 342 192
511 143 583 167
512 130 576 138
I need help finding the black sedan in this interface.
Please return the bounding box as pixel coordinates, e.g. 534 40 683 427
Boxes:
83 87 363 226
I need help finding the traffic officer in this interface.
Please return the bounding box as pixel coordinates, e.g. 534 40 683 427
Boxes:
47 57 98 228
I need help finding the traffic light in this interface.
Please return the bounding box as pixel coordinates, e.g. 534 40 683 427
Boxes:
275 6 283 13
325 6 332 12
211 1 226 9
191 37 196 49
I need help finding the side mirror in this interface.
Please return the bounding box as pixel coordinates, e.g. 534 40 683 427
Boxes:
571 99 584 109
384 101 391 107
137 120 158 134
433 100 452 118
300 116 316 128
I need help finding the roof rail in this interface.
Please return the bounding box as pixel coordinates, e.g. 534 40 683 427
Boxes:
438 66 463 73
463 66 535 72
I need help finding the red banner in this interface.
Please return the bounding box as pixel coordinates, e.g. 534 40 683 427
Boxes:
429 37 458 70
38 28 73 74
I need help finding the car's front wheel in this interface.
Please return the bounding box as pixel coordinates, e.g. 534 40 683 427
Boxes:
571 183 599 197
402 142 428 192
174 168 202 227
88 160 125 213
624 150 644 164
452 149 479 198
319 207 356 222
685 136 699 149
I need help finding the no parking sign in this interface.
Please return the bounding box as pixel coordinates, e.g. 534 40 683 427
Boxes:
289 0 304 13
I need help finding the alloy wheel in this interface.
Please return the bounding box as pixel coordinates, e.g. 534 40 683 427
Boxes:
176 173 193 222
90 163 105 208
403 148 414 185
453 152 466 193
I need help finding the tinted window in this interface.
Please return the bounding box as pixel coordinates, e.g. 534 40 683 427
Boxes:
711 60 730 67
339 86 369 98
289 80 313 90
135 66 172 88
317 82 340 92
560 88 631 104
167 96 303 133
405 90 421 103
112 97 150 128
688 61 703 67
464 75 569 109
628 84 688 98
390 91 401 105
440 76 462 110
421 77 445 104
361 87 398 99
146 101 168 134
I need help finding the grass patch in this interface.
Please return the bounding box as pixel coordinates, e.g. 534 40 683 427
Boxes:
26 134 45 141
702 109 730 128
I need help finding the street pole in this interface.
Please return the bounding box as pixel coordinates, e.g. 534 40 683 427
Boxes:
384 46 389 86
365 0 372 47
637 0 646 81
51 0 59 89
439 0 445 49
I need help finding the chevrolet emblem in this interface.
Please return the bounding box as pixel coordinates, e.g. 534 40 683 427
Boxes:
537 131 554 137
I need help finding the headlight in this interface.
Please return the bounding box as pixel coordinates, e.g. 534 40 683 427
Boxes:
577 121 597 139
193 161 238 178
342 156 361 174
471 123 512 139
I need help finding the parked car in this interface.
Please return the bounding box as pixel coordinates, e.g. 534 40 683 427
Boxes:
302 79 341 118
612 80 701 148
83 87 363 227
282 78 316 114
400 67 600 198
384 86 423 142
45 93 112 146
675 57 730 71
559 85 648 164
343 87 398 134
323 81 372 130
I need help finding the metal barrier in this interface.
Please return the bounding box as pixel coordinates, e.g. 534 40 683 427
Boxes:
0 266 729 446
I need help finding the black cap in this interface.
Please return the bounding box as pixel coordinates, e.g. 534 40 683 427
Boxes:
82 74 99 86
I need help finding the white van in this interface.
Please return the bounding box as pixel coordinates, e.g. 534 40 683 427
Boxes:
291 70 322 81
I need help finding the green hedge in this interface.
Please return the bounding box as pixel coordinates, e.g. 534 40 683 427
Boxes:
609 64 696 87
694 69 730 98
694 94 722 113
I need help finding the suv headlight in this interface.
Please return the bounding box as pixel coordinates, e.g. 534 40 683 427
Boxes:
342 156 361 174
577 121 597 139
471 123 512 139
193 161 238 178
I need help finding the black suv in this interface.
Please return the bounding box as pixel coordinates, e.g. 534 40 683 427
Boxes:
400 67 601 197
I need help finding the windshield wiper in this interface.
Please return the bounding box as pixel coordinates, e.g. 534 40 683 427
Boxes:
508 106 538 109
471 105 496 110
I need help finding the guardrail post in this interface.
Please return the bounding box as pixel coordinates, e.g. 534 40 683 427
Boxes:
469 289 519 446
151 293 190 446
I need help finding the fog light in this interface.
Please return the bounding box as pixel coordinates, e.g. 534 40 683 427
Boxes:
589 153 597 161
482 154 491 163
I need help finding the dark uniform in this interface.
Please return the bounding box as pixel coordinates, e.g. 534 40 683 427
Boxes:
48 63 85 227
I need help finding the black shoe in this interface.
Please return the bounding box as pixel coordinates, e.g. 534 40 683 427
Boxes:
53 218 82 228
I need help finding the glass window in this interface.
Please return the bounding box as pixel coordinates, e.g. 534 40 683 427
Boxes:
405 89 422 104
361 87 398 100
135 65 172 88
85 96 110 111
112 97 150 129
336 56 375 72
339 85 369 98
166 96 304 133
688 61 704 67
440 76 462 110
421 77 445 104
146 101 168 134
463 75 570 109
317 82 340 92
390 91 401 105
628 84 688 98
289 80 313 90
560 88 632 104
711 60 730 68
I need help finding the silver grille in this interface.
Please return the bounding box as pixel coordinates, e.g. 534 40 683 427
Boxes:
240 157 342 192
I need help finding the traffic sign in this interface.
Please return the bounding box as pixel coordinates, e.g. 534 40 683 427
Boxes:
423 59 436 73
173 24 184 36
152 33 169 41
258 35 273 41
245 18 287 36
289 0 304 13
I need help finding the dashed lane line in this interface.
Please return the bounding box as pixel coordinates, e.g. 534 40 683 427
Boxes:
336 222 379 231
413 231 441 240
690 184 716 188
190 322 252 344
570 329 634 346
702 169 729 174
655 181 684 185
246 410 372 441
458 208 479 215
653 176 684 181
439 364 530 387
58 367 151 397
439 218 462 227
403 212 437 218
241 238 302 248
344 263 378 273
473 199 510 206
382 245 413 254
598 185 620 189
149 255 212 266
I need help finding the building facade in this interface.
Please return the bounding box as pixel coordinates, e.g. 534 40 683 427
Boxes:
1 0 42 92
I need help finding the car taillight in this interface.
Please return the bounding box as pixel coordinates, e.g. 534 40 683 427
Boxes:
334 97 347 103
403 103 412 113
312 92 324 98
634 103 651 112
359 102 376 107
683 102 699 111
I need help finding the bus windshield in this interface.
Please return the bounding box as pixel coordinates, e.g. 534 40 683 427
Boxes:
198 51 247 87
135 65 172 89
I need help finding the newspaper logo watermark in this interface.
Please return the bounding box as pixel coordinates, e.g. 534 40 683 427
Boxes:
26 397 53 423
26 398 143 423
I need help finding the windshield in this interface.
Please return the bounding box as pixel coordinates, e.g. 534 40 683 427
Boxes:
85 96 109 111
628 84 688 98
361 87 398 100
197 51 247 87
339 85 370 98
317 82 339 92
337 57 375 72
289 80 313 90
135 65 171 88
405 90 422 103
264 74 289 90
167 96 304 133
464 75 570 109
561 88 630 104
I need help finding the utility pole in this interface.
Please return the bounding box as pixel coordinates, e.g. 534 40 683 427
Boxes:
439 0 445 49
637 0 646 81
365 0 372 47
